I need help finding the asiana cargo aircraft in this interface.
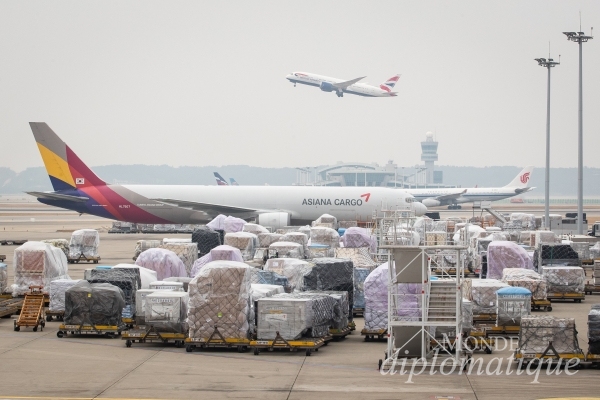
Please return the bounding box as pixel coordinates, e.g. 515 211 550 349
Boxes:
286 72 400 98
27 123 426 227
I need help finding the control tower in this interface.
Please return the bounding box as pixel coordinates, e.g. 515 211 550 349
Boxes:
420 131 438 184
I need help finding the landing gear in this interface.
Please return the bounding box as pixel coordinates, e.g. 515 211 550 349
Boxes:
448 205 462 210
294 83 296 87
336 91 344 97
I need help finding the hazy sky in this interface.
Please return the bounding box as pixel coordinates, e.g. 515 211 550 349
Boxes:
1 1 599 172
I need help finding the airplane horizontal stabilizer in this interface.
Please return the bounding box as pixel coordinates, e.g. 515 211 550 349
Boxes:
26 191 89 203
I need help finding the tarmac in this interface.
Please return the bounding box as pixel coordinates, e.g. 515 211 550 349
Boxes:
0 202 599 400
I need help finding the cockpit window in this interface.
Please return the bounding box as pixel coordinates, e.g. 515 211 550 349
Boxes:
405 197 415 203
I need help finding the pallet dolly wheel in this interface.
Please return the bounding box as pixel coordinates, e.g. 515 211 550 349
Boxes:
13 321 19 332
364 335 370 342
185 344 193 353
485 346 493 354
378 359 383 371
547 306 553 312
126 340 132 348
46 315 52 322
56 331 64 338
253 348 260 356
175 340 183 348
305 350 312 356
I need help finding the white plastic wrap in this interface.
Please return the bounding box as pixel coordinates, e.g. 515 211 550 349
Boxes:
341 227 377 252
501 268 547 300
251 283 285 302
12 241 70 296
268 241 304 259
334 247 378 270
114 264 158 289
313 214 338 229
364 262 389 331
149 281 185 291
134 240 161 259
280 232 308 246
519 316 580 354
49 279 82 312
264 258 314 291
542 266 585 294
243 223 269 235
224 216 247 233
310 227 340 248
190 245 244 277
224 232 258 261
187 260 252 340
134 248 188 281
207 214 227 231
0 263 7 294
486 241 534 280
145 291 189 333
41 239 69 259
257 233 283 248
158 242 198 277
68 229 100 258
135 288 158 324
463 278 509 315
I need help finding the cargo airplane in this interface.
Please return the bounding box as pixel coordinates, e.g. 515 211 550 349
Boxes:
406 166 535 210
286 72 400 98
27 123 426 227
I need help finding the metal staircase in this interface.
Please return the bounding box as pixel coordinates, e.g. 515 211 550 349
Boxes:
427 280 457 323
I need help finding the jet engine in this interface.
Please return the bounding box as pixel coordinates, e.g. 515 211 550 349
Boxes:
258 212 290 229
422 198 441 207
319 82 334 92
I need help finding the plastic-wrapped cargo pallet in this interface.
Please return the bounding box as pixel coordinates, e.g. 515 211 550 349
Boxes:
303 290 349 329
0 263 7 294
85 267 141 319
249 268 290 288
263 258 313 292
68 229 100 259
463 279 509 315
251 284 285 302
364 262 389 331
496 287 531 326
64 281 125 326
268 241 304 259
256 292 336 340
159 242 198 277
486 241 534 280
340 227 377 252
41 239 69 259
149 281 185 291
589 304 600 355
310 227 340 249
335 248 378 270
187 261 253 340
191 226 221 257
242 223 269 235
11 241 70 296
280 232 309 256
135 289 156 325
501 268 547 300
190 245 244 277
257 233 283 248
303 258 354 314
49 279 82 313
313 214 337 229
224 232 258 261
114 264 157 289
518 316 580 354
541 266 585 294
353 268 369 310
163 277 192 292
145 291 189 333
135 248 188 280
133 240 161 260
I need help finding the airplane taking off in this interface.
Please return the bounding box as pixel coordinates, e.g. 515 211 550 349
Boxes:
286 72 400 98
213 172 228 186
27 123 426 227
406 167 535 210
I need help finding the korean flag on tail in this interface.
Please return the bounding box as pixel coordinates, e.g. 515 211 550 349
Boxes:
76 178 85 185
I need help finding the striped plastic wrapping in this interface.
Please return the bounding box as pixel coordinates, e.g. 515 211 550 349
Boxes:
486 241 534 280
542 266 585 294
518 316 580 354
223 232 258 261
501 268 547 300
159 242 198 277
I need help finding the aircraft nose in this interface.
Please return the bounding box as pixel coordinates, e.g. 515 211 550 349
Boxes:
414 201 427 216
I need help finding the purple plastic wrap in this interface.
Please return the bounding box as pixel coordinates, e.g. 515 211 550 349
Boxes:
487 241 534 280
190 245 244 277
341 227 377 252
134 248 188 280
364 262 389 330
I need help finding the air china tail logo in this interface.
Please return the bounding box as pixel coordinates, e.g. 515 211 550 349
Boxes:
75 178 85 185
520 173 530 184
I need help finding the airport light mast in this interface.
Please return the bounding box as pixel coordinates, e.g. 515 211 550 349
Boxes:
535 55 559 230
563 29 593 234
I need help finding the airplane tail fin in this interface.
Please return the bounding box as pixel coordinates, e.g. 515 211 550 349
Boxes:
230 178 239 186
504 166 534 188
29 122 106 192
214 172 229 186
379 74 401 93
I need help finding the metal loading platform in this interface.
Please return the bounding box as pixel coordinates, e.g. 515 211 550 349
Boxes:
250 331 325 356
123 325 186 348
185 326 251 353
14 286 45 332
0 298 23 318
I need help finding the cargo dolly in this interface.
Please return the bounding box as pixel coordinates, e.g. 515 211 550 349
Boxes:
123 325 186 348
515 341 585 368
584 284 600 295
430 334 494 354
329 326 352 341
67 254 101 264
485 325 520 337
586 353 600 368
531 298 552 311
121 317 135 329
0 297 23 318
0 239 27 246
250 331 325 356
467 330 495 354
14 286 45 332
45 310 64 321
361 328 387 342
352 307 364 317
184 326 251 353
472 313 497 324
57 323 124 338
546 292 585 303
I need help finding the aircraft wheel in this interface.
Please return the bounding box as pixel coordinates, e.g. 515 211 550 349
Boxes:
456 205 462 209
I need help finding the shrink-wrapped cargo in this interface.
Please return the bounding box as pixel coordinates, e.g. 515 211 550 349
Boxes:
163 276 192 292
303 290 349 329
224 232 258 261
250 268 290 288
85 267 141 319
145 291 189 333
364 262 389 331
64 281 125 327
308 245 335 258
224 216 246 233
243 223 269 235
135 248 188 280
114 264 157 289
49 279 82 312
41 239 69 259
542 266 585 294
353 268 369 310
519 316 580 354
0 263 7 294
68 229 100 259
264 258 314 291
191 226 222 257
257 233 283 248
588 305 600 355
149 281 185 291
501 268 547 300
487 241 534 280
207 214 227 230
496 286 531 326
12 241 69 296
135 289 157 324
303 258 354 313
133 240 161 260
269 241 304 259
280 232 308 247
310 227 340 248
256 292 336 340
313 214 337 229
463 278 509 314
341 227 377 252
335 247 377 270
534 244 580 270
187 261 252 340
251 284 285 302
190 245 244 277
159 242 198 277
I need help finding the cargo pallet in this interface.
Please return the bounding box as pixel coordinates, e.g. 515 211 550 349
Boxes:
329 326 352 340
361 328 387 341
0 239 27 246
57 323 124 338
123 326 186 348
352 308 364 317
14 286 45 332
121 317 135 329
546 292 585 303
586 353 600 368
45 310 64 321
348 320 356 331
515 341 585 368
473 313 497 324
531 299 552 311
184 326 251 353
467 330 495 354
584 284 600 295
67 254 101 264
250 331 325 356
0 298 23 318
485 325 520 337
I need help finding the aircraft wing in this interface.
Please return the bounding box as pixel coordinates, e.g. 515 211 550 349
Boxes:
26 191 89 203
430 189 467 201
333 76 366 90
151 198 258 215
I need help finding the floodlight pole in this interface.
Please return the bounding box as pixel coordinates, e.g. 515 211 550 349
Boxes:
535 56 559 230
564 30 593 234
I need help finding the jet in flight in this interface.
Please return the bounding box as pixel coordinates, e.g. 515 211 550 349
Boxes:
27 123 426 227
286 72 400 98
406 167 535 209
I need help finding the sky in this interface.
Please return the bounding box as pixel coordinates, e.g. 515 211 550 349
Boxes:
1 1 599 172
